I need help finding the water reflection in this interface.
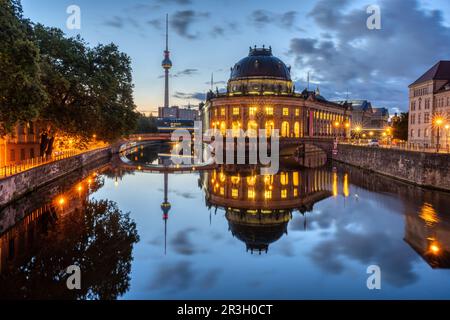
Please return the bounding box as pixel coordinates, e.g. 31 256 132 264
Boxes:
0 167 139 300
1 144 450 299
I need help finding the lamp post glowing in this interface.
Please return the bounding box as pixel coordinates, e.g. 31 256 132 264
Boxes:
334 121 340 141
435 117 444 153
354 126 362 144
445 124 450 150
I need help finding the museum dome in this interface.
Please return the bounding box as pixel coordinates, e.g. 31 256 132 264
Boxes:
227 46 293 95
230 46 292 81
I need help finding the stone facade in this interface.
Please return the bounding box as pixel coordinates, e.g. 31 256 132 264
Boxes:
333 144 450 191
408 61 450 147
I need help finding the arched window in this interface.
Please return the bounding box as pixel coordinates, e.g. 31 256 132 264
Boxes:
220 121 227 136
265 120 275 137
247 120 258 137
280 172 289 186
231 121 241 137
281 121 289 137
294 122 300 138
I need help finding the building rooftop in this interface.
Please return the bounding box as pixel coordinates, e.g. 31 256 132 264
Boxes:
229 46 291 81
410 60 450 87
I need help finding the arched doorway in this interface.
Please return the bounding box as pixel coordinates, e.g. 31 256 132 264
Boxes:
247 120 258 137
265 120 275 137
294 122 300 138
281 121 290 138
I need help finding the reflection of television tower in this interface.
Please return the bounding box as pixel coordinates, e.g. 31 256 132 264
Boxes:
162 14 172 108
161 172 171 255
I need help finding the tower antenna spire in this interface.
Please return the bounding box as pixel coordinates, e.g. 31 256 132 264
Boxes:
162 14 172 108
165 13 169 51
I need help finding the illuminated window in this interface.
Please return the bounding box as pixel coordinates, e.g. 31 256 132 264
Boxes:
248 121 258 137
221 108 226 116
293 172 299 187
294 122 300 138
249 107 257 116
233 107 240 115
265 107 274 115
214 109 217 116
231 175 241 185
220 187 225 196
232 121 241 137
265 190 272 199
281 189 288 199
232 188 239 199
280 172 289 185
264 175 273 185
248 188 255 200
281 121 290 137
295 108 300 116
247 176 257 186
265 121 274 136
283 108 289 116
293 189 298 197
220 122 227 135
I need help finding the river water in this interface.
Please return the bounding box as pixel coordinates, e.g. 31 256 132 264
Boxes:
1 142 450 300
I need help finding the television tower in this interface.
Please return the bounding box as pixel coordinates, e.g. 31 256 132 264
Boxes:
162 14 172 108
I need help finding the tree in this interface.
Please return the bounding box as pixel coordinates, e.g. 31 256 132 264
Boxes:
34 25 138 142
135 113 158 134
0 0 47 135
392 112 409 141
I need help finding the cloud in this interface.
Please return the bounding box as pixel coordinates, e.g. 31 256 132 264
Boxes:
158 68 199 79
249 10 298 30
287 0 450 111
204 80 226 85
173 92 206 101
147 18 162 30
104 16 125 29
171 10 210 39
150 261 194 291
171 227 199 255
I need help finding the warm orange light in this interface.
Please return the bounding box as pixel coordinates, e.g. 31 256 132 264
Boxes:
77 185 83 192
58 197 65 205
430 244 440 254
445 124 450 130
435 118 444 126
93 134 97 139
334 121 340 128
345 123 350 128
355 126 362 133
362 134 367 138
88 178 93 184
138 137 142 141
369 131 374 136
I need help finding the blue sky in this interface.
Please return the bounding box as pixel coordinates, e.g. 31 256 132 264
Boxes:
21 0 450 115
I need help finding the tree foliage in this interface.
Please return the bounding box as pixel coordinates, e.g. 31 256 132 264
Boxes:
34 25 138 142
135 113 158 134
0 0 47 135
1 0 139 141
392 112 409 141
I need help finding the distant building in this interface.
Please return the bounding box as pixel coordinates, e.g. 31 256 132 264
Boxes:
334 100 389 130
158 105 199 121
408 60 450 146
371 107 390 128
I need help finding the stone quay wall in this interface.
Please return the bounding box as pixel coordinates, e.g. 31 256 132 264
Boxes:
0 147 112 207
333 144 450 192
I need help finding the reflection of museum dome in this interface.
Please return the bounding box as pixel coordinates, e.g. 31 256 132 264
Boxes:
226 211 290 254
230 47 291 81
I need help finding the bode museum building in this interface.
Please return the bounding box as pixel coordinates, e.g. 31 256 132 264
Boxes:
201 46 352 138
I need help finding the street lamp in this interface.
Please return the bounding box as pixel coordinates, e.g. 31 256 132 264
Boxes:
354 126 362 144
445 124 450 150
334 121 340 141
435 117 444 152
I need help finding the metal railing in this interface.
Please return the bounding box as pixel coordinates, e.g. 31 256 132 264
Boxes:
340 140 450 154
0 150 79 178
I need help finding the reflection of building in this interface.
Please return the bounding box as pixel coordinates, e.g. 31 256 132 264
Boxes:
404 203 450 268
408 61 450 146
0 122 41 166
201 167 334 253
201 47 351 139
